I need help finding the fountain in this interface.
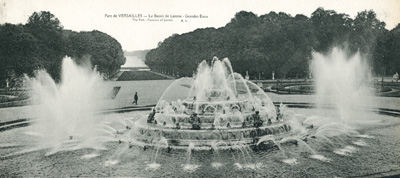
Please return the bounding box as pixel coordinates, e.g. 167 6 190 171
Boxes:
23 56 112 155
131 57 292 149
306 48 377 138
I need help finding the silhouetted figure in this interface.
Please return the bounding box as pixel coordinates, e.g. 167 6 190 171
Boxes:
242 121 246 128
245 115 253 126
176 122 181 129
132 92 138 105
190 113 201 130
253 111 263 127
147 109 156 123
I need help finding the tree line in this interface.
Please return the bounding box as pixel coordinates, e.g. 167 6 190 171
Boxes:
0 11 125 87
145 8 400 79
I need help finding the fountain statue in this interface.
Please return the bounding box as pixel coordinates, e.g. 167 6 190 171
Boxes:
272 71 275 80
131 57 291 149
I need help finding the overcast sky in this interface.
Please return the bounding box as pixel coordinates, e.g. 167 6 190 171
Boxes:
1 0 399 51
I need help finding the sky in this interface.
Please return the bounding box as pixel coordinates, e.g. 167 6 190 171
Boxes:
1 0 399 51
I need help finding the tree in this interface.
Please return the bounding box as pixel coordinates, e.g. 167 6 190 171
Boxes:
349 10 388 75
68 30 126 77
0 23 40 86
146 8 398 78
311 8 353 52
0 11 126 84
25 11 65 80
382 24 400 75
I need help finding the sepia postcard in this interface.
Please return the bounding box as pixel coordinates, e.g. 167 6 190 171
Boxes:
0 0 399 177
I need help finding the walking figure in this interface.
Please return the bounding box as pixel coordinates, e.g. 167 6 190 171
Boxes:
132 92 138 105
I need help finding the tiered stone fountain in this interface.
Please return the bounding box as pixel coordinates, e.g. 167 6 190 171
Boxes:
132 57 291 149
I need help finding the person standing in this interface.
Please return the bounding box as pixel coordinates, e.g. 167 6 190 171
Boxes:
132 92 138 105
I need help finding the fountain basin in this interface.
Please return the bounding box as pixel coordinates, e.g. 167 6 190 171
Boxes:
131 118 291 149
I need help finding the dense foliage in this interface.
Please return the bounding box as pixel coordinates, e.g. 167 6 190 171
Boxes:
65 30 125 77
146 8 400 79
0 11 125 86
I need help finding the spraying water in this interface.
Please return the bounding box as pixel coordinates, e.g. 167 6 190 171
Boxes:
26 56 109 154
307 48 375 135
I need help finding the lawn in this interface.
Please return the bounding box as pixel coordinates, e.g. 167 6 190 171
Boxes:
117 71 169 81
